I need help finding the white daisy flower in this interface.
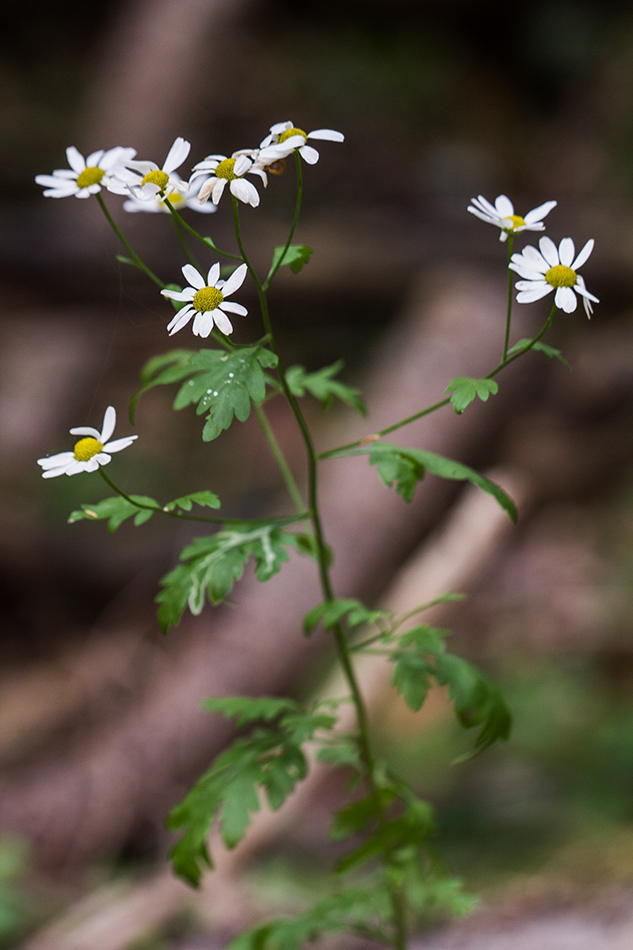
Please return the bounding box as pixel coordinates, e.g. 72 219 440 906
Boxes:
190 151 266 207
122 174 216 214
161 262 249 337
116 137 191 200
257 121 344 166
509 236 599 317
35 146 137 199
37 406 137 478
468 194 557 242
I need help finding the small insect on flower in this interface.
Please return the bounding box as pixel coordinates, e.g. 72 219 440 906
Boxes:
37 407 138 478
161 262 249 337
468 194 557 242
509 236 599 317
35 146 137 199
257 121 344 166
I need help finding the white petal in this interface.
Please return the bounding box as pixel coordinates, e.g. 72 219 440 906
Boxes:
467 206 497 225
213 309 234 335
66 147 86 173
298 144 319 164
167 305 194 334
524 200 556 224
206 262 221 286
308 128 344 142
182 263 205 289
494 195 514 217
539 236 559 267
571 238 594 271
38 451 75 469
192 312 215 337
100 406 117 443
220 262 248 297
270 121 292 135
104 435 137 454
558 237 575 267
69 425 100 438
218 301 247 316
516 285 553 304
233 154 252 176
163 137 190 174
554 286 577 312
230 178 260 206
161 288 192 301
212 178 227 204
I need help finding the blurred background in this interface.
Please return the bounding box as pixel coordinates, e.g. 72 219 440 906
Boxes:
4 0 633 947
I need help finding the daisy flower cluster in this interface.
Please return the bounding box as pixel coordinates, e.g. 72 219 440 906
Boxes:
468 192 599 317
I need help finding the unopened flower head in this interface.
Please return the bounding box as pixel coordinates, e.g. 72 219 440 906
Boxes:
122 175 217 214
468 194 557 242
116 137 191 200
161 262 249 337
257 121 344 166
35 146 137 199
190 151 266 207
37 406 137 478
509 235 599 317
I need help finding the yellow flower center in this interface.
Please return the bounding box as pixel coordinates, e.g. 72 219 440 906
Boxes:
142 169 170 191
76 166 105 189
504 214 526 230
278 126 307 144
193 286 224 312
215 158 237 180
73 437 104 461
545 264 577 288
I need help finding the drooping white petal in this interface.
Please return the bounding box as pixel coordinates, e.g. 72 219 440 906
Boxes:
167 306 195 335
308 128 344 142
516 285 553 304
230 178 260 207
38 451 75 469
218 301 248 316
554 286 577 312
192 311 215 337
213 309 234 335
104 436 138 454
298 144 320 164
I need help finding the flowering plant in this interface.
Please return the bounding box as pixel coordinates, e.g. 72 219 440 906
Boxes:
35 127 597 949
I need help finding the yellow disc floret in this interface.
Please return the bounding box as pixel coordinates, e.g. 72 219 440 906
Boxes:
193 286 224 312
76 167 105 190
545 264 577 288
142 169 170 191
215 158 238 180
504 214 526 230
278 127 307 144
73 437 104 461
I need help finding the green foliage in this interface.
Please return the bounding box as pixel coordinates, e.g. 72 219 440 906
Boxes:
131 345 278 439
388 625 511 755
270 244 313 274
302 598 390 636
156 523 302 632
167 701 335 886
507 338 570 368
68 495 158 531
162 490 221 513
366 441 517 520
286 360 366 414
445 377 499 414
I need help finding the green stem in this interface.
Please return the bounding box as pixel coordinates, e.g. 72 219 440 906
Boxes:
97 468 308 526
253 402 307 517
318 307 557 460
163 198 243 260
502 234 515 362
96 194 164 287
262 152 303 289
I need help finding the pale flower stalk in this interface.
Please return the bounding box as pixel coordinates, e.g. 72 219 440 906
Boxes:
161 262 249 337
37 407 138 478
509 235 599 317
468 194 557 241
35 146 137 199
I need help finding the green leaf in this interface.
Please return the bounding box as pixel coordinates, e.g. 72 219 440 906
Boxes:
68 495 158 532
434 653 512 757
163 490 221 513
445 377 499 414
156 523 299 632
391 652 433 711
367 442 517 520
286 361 366 415
271 244 313 274
201 696 298 728
507 338 571 369
303 598 390 636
